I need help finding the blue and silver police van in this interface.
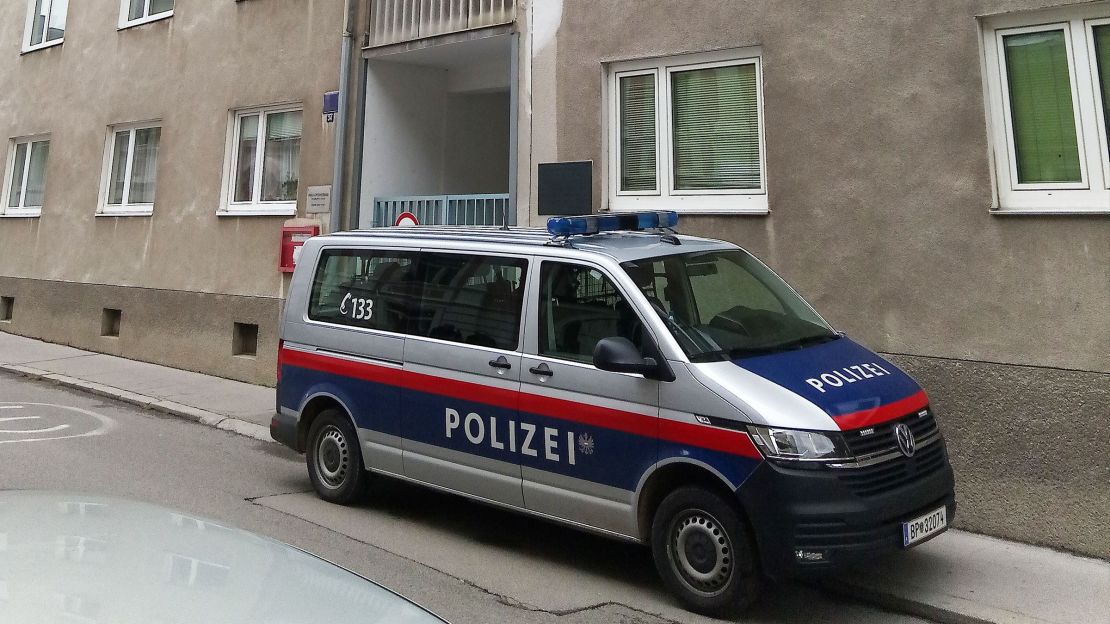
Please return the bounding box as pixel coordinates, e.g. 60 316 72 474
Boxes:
271 212 955 616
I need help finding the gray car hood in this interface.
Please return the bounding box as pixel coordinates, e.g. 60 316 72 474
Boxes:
0 491 442 624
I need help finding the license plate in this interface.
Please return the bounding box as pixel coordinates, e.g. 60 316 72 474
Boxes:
902 506 947 547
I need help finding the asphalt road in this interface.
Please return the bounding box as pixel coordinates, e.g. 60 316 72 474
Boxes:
0 373 937 624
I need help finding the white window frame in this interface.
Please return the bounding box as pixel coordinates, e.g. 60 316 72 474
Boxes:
97 121 161 217
2 134 50 218
981 5 1110 214
606 47 768 215
218 103 302 217
22 0 67 53
118 0 173 30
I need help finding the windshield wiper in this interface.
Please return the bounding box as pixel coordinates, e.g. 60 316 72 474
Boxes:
726 333 841 359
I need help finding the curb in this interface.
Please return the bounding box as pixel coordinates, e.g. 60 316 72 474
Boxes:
815 578 1044 624
0 364 273 443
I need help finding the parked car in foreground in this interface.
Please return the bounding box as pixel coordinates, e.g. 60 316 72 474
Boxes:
0 491 444 624
272 211 956 617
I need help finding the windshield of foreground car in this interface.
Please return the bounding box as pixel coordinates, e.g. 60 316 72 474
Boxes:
622 249 838 362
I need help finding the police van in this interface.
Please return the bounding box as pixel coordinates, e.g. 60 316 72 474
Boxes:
272 211 955 616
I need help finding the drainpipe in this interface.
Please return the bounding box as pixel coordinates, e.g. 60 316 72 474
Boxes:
329 0 359 233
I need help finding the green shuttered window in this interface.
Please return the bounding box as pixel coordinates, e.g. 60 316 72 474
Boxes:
671 64 761 190
619 74 658 192
1091 25 1110 163
1003 30 1082 183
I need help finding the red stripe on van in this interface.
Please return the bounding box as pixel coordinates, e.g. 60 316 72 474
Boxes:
833 390 929 431
281 347 763 460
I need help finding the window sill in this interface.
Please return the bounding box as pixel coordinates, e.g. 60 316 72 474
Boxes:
217 205 297 217
21 39 64 55
0 211 42 218
610 193 769 215
118 11 173 30
990 209 1110 216
97 209 154 217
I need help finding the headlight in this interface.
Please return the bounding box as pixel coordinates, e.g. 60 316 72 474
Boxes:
747 425 852 462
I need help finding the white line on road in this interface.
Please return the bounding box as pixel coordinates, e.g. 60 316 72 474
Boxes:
0 416 37 422
0 425 69 434
0 405 25 410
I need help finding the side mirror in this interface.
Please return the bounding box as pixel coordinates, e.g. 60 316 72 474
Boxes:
593 337 673 381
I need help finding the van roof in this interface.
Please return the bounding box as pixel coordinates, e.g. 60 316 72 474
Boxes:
328 226 737 262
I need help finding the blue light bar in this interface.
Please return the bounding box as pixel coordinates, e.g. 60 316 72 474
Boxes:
547 211 678 237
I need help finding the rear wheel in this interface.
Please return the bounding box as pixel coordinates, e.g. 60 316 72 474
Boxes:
651 486 761 617
306 409 369 504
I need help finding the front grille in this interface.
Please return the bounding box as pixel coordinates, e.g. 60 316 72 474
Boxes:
835 440 947 497
843 407 938 458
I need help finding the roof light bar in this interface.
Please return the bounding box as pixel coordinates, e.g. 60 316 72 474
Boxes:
547 211 678 237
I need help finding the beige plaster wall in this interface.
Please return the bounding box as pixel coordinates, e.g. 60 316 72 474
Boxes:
0 0 342 299
541 0 1110 374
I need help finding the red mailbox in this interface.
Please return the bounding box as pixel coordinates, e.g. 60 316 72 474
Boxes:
279 225 319 273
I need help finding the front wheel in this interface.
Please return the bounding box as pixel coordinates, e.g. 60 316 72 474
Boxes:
306 409 369 505
651 486 761 617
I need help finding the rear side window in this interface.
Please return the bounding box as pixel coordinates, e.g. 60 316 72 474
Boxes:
308 248 419 332
412 253 527 350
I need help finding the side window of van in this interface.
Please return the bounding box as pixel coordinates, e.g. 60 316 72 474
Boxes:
412 253 527 350
308 249 420 333
538 262 645 363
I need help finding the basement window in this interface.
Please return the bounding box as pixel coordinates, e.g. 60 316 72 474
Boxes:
101 308 121 337
1 297 13 321
232 323 258 357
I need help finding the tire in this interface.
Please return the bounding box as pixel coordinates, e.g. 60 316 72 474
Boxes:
651 486 761 617
306 408 369 505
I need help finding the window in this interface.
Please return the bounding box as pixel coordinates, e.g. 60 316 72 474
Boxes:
309 249 421 333
982 6 1110 213
119 0 173 28
308 249 527 349
222 106 303 215
23 0 67 51
99 123 161 215
608 48 767 214
413 253 527 350
538 262 646 364
3 136 50 217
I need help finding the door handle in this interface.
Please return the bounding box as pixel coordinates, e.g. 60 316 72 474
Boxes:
528 363 553 377
488 356 512 370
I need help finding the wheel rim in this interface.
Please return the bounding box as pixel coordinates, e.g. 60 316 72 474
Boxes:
314 425 350 490
669 509 733 596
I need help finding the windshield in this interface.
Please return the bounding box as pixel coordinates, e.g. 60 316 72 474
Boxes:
621 249 837 362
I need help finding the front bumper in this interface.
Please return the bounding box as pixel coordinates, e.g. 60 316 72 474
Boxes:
737 439 956 580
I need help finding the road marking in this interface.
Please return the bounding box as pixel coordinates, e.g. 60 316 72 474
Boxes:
0 402 115 444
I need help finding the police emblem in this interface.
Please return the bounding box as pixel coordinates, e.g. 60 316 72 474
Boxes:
577 433 595 455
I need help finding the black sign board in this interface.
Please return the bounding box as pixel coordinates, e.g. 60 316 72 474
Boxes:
537 161 592 216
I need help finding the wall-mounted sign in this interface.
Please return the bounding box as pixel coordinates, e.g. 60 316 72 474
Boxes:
538 161 592 216
306 185 331 214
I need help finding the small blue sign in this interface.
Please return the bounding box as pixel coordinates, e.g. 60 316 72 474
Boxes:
323 91 340 120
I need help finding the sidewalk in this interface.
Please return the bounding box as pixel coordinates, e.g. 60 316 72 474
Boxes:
1 330 1107 624
0 331 273 441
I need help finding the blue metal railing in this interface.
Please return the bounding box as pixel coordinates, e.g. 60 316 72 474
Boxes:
371 193 513 227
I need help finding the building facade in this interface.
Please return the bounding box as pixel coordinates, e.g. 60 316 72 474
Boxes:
515 0 1109 558
2 0 1106 559
0 0 347 384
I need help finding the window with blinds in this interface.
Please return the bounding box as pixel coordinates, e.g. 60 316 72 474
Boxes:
609 49 766 213
1002 30 1082 183
619 73 658 192
671 64 761 190
983 9 1110 213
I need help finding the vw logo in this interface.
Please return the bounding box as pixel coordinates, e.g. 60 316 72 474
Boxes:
894 423 916 457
